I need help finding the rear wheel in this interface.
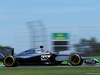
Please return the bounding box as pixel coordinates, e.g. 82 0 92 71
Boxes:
3 56 17 67
69 54 83 66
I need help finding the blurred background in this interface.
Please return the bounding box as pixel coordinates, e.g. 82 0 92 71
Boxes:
0 0 100 56
15 21 100 56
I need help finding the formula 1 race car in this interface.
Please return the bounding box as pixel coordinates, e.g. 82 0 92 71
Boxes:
3 46 99 67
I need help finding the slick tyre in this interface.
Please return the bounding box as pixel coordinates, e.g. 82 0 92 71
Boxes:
69 54 83 66
3 56 17 67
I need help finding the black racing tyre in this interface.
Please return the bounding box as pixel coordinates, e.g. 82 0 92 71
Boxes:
69 54 83 66
3 56 17 67
78 60 83 65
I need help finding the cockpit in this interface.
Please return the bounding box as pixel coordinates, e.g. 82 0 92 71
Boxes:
34 49 42 53
24 48 42 54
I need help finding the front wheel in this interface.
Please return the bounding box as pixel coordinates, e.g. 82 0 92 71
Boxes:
69 54 83 66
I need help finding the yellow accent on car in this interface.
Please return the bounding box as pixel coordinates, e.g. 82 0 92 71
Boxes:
69 54 81 65
4 56 15 67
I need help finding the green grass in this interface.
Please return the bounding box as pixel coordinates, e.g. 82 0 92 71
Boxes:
0 62 3 65
0 67 100 75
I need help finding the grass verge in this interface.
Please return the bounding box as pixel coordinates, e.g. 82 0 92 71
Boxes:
0 67 100 75
0 62 3 65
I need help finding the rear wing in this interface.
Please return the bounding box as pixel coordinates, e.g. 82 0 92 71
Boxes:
0 48 14 61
